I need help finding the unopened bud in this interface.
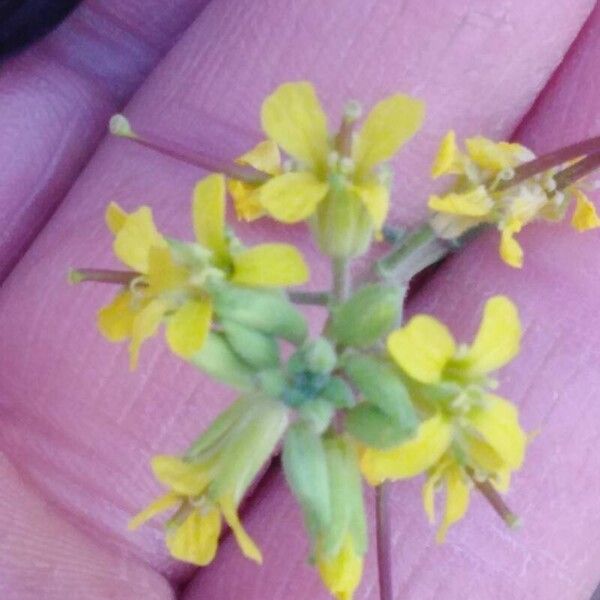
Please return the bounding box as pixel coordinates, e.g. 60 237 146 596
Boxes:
109 114 136 138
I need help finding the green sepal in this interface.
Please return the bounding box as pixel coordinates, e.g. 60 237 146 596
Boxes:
329 283 403 348
343 354 417 433
212 284 308 345
282 422 331 538
319 376 355 408
190 332 256 390
345 403 414 449
222 320 280 370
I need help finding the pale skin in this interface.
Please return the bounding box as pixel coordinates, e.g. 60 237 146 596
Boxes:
0 0 599 598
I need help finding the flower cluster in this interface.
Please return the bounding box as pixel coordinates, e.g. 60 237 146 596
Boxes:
69 80 600 599
429 131 600 267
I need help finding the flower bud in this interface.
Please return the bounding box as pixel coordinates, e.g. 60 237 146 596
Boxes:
213 284 307 345
222 321 280 370
190 332 256 390
303 338 337 374
345 403 413 449
282 422 332 536
298 398 335 434
343 354 417 432
319 377 355 409
329 283 402 348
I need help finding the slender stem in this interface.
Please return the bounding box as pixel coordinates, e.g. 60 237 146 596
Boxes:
470 475 521 529
500 135 600 189
110 115 269 183
375 484 394 600
288 290 331 306
68 268 139 285
375 224 450 282
331 257 351 302
554 151 600 190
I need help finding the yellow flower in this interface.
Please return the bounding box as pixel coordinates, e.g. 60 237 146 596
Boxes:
98 174 309 368
129 396 288 565
428 131 600 267
361 296 527 541
232 81 424 256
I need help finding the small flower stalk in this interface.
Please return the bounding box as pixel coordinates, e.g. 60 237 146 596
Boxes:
68 80 600 599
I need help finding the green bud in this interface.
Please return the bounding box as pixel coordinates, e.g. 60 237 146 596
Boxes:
320 435 367 557
213 284 307 345
343 354 417 433
329 283 403 348
257 368 287 398
298 398 335 434
345 403 414 449
209 396 289 502
185 397 253 459
190 332 256 390
222 321 280 370
282 371 329 407
319 376 355 408
303 338 337 374
309 189 373 258
282 422 331 537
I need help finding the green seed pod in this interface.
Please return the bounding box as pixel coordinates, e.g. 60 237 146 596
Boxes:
213 284 308 345
282 422 331 537
222 321 280 370
343 354 417 433
329 283 402 348
345 403 415 449
190 332 256 390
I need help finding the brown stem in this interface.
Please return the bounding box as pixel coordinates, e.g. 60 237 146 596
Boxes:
554 151 600 190
111 116 270 184
499 135 600 190
375 484 394 600
471 475 520 529
69 268 139 285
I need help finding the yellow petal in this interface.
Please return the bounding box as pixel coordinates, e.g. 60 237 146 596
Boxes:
151 455 210 496
236 140 281 175
431 130 462 178
193 174 228 260
105 201 128 234
113 206 166 272
354 94 424 177
231 243 309 287
220 497 262 564
355 183 389 233
468 394 526 470
436 465 470 543
422 467 445 525
257 172 328 223
463 295 521 375
465 137 514 172
428 186 493 217
97 291 136 342
146 246 189 296
229 182 266 222
360 414 453 485
317 536 363 600
129 299 168 370
165 298 213 358
499 221 523 268
166 509 221 566
464 434 505 475
571 189 600 232
261 81 329 168
387 315 456 384
128 492 181 530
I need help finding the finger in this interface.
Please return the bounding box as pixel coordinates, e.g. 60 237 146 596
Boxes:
0 450 173 600
0 0 210 279
184 5 600 599
0 0 592 586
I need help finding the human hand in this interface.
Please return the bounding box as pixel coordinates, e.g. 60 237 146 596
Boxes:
1 1 599 599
